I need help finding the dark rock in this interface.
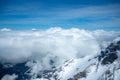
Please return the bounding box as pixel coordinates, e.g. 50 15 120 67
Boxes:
99 39 120 65
102 53 118 64
0 62 31 80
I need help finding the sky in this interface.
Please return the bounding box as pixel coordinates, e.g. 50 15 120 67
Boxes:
0 0 120 30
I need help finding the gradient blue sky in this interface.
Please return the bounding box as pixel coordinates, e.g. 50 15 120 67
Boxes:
0 0 120 30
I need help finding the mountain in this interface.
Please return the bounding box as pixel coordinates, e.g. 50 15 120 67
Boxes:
0 37 120 80
55 37 120 80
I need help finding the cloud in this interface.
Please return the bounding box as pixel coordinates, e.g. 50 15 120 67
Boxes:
1 74 18 80
0 28 11 31
0 27 120 70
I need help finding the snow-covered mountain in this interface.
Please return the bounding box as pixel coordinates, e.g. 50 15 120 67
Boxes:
0 37 120 80
56 37 120 80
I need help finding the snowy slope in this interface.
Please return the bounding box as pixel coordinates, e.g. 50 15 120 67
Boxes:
54 37 120 80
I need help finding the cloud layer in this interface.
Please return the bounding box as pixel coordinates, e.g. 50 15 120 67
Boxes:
0 28 120 70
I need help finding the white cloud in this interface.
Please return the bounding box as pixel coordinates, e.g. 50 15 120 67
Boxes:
0 28 12 32
0 27 119 70
1 74 18 80
32 28 37 31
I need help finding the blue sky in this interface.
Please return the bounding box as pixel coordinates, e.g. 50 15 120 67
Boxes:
0 0 120 30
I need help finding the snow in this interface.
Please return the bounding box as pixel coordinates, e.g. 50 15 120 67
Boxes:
31 78 48 80
85 65 108 80
114 69 120 80
57 55 97 80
